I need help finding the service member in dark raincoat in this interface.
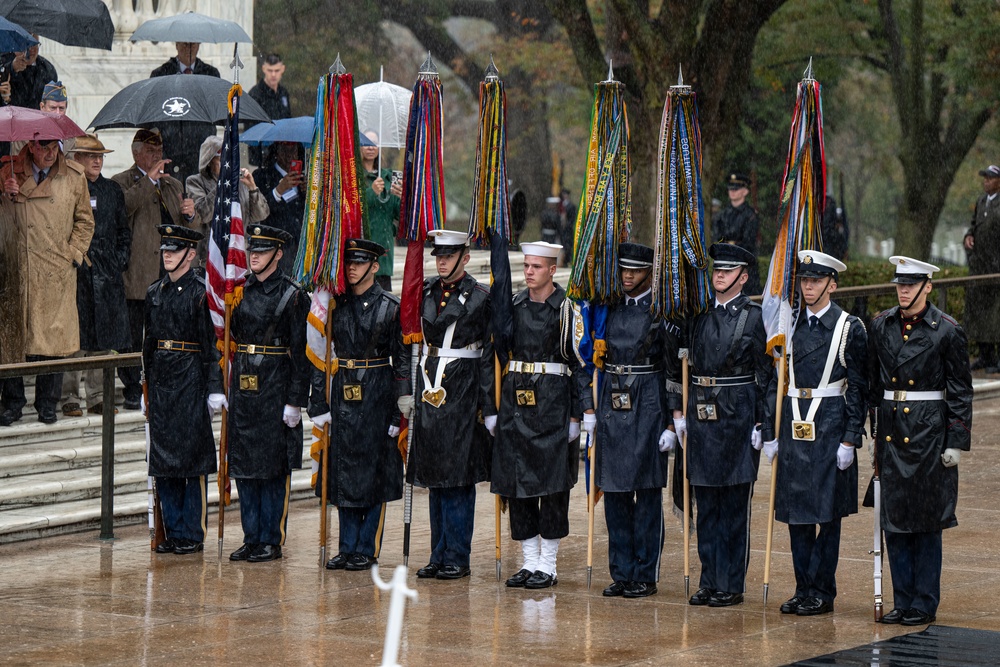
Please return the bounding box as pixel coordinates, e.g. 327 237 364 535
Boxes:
227 225 310 563
596 243 682 599
143 225 225 555
492 241 587 590
677 242 772 607
962 164 1000 370
869 256 972 626
410 230 494 580
713 173 761 295
764 250 867 616
310 239 410 572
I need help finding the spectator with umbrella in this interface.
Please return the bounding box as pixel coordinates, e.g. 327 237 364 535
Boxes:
360 130 401 291
8 33 57 110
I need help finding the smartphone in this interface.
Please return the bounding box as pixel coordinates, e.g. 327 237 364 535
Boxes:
290 159 303 174
391 170 402 186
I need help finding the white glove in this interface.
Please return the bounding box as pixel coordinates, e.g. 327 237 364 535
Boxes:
763 439 779 463
282 404 301 428
751 426 763 450
941 448 961 468
582 412 597 435
207 393 228 414
658 429 678 452
388 425 401 438
837 443 855 470
397 394 414 416
140 393 146 417
568 420 581 442
312 411 331 428
484 414 497 436
673 416 687 440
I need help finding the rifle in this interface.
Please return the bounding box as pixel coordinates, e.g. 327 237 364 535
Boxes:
144 378 165 551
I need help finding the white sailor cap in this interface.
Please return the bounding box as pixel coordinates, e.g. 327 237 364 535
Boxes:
889 256 939 284
797 250 847 278
428 229 470 256
520 241 562 259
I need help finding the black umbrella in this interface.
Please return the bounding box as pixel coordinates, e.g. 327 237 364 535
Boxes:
0 0 113 51
89 74 271 130
129 11 252 44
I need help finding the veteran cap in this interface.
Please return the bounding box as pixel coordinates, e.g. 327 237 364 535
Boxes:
889 255 939 284
520 241 562 259
726 172 750 190
618 242 654 269
41 80 66 103
247 224 293 252
428 229 470 256
709 241 755 269
158 224 203 251
133 128 162 147
344 238 386 263
797 249 846 280
978 165 1000 178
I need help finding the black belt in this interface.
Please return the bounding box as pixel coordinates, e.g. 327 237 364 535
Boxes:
236 344 288 355
691 374 754 387
604 363 661 375
341 357 390 369
157 339 200 352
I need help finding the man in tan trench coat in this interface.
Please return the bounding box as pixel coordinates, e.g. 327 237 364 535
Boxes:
0 139 94 425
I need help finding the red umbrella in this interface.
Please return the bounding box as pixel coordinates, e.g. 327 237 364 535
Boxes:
0 106 85 142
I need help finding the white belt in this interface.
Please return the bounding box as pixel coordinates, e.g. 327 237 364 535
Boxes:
883 390 945 402
507 360 570 376
422 342 483 359
787 385 846 399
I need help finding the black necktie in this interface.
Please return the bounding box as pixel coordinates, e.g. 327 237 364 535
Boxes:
809 315 819 330
37 169 47 184
627 298 636 306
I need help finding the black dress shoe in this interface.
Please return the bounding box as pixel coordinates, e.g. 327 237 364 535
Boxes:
505 568 533 588
248 544 282 562
624 582 657 598
603 581 626 597
436 565 471 580
229 543 256 561
416 563 441 578
689 588 714 606
155 538 177 554
796 597 833 616
0 408 21 426
325 553 349 570
123 398 142 410
901 609 936 626
524 571 557 589
174 539 204 555
708 591 744 607
345 554 376 571
879 608 907 624
780 596 805 614
37 407 57 424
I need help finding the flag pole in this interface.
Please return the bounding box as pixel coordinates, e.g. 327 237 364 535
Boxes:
319 309 332 565
402 349 418 566
217 301 232 560
762 349 785 604
586 369 597 589
494 355 502 581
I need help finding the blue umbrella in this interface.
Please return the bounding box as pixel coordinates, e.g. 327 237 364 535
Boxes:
240 116 315 146
0 16 37 53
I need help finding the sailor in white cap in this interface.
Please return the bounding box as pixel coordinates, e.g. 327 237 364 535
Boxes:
409 229 495 581
765 249 867 616
492 241 587 589
868 255 972 626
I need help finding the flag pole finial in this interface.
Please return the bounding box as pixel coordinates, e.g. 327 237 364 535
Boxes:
603 59 615 83
803 57 814 82
671 64 690 91
229 43 244 85
485 54 499 82
419 51 438 77
330 53 346 75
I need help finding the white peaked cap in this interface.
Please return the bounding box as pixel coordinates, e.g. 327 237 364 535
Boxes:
520 241 562 258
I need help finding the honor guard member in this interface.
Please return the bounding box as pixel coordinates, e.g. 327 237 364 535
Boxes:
869 256 972 626
764 250 867 616
410 230 495 580
713 173 761 294
310 239 410 572
492 241 587 590
597 242 683 599
227 224 310 563
144 225 225 555
677 241 772 607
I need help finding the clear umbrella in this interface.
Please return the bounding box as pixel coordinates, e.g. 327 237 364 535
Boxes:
354 67 412 169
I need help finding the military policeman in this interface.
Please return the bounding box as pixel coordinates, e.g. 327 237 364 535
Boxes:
144 225 225 555
869 256 972 626
227 224 310 563
410 230 494 580
764 250 867 616
712 173 761 294
597 242 682 599
310 239 410 572
492 241 587 590
677 242 772 607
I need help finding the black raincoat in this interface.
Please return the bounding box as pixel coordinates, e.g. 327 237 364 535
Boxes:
412 274 495 488
143 267 221 477
869 303 972 533
227 273 310 479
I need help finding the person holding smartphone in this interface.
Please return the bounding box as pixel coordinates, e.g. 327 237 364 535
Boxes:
360 130 401 292
252 141 305 278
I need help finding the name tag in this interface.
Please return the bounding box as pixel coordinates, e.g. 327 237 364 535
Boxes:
90 197 97 209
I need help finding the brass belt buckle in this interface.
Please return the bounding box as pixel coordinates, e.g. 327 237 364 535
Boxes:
239 374 258 391
245 344 256 354
798 388 813 399
792 420 816 441
893 390 907 401
343 384 363 401
346 359 356 369
522 362 535 375
163 340 173 350
516 389 536 406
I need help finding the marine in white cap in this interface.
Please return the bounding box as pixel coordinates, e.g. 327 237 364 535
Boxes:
764 249 867 616
868 255 972 626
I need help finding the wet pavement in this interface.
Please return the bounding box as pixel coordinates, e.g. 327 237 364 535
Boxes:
3 399 1000 666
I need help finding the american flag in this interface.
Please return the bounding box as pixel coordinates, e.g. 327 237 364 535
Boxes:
206 88 248 340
